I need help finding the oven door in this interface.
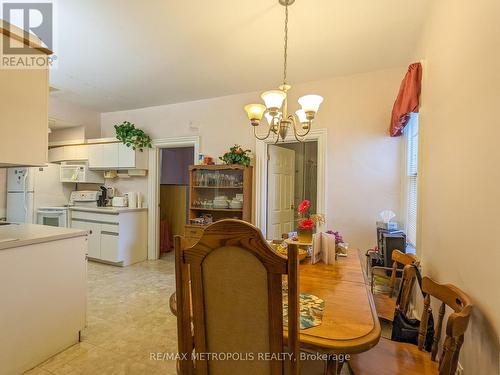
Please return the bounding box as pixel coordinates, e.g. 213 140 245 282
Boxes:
37 209 67 227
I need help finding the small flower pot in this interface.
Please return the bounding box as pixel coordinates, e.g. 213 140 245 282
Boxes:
298 228 313 243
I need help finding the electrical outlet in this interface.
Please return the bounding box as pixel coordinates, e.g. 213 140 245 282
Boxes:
456 362 464 375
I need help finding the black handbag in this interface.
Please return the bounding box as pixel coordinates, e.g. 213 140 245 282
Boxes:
390 264 434 351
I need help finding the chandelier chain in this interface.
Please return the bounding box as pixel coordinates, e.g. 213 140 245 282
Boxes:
283 1 289 85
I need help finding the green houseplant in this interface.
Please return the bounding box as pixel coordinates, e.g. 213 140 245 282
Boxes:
114 121 152 151
219 145 252 167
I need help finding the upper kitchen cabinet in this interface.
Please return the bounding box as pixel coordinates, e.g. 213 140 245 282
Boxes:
88 143 148 170
48 145 88 163
0 22 51 167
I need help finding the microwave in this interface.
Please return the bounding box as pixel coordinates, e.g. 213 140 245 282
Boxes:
60 162 104 184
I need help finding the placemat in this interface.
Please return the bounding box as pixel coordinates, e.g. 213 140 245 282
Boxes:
282 290 325 330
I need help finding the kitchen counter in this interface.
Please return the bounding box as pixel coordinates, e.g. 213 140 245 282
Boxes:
0 223 87 374
69 206 148 214
0 223 87 251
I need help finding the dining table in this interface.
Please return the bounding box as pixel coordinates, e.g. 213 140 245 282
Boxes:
169 247 381 373
291 250 381 355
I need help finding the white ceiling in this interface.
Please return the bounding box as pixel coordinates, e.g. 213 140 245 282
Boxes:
49 0 430 112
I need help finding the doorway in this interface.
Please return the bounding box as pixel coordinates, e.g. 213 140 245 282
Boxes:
158 147 194 253
266 141 318 240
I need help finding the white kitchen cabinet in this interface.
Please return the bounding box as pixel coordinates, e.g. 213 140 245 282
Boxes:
66 145 88 161
0 28 50 167
88 143 148 170
102 144 119 168
48 147 65 163
70 208 147 266
48 145 89 163
88 143 119 169
0 226 87 375
100 232 120 262
87 144 102 167
71 220 101 258
51 141 148 170
118 144 136 168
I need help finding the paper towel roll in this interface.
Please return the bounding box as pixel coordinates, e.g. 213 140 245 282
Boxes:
127 192 137 208
137 192 142 208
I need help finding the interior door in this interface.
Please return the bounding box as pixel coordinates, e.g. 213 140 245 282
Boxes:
267 146 295 240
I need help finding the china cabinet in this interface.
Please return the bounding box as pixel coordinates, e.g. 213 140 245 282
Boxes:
185 164 253 244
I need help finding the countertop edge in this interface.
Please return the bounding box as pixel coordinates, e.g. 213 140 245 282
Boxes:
0 230 88 251
68 207 148 214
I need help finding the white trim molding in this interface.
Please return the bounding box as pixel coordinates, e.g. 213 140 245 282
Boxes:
254 128 328 239
147 136 200 260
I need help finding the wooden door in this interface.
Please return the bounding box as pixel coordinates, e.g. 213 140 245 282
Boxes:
267 146 295 240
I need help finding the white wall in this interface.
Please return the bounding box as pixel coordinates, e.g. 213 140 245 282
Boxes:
49 126 86 143
0 169 6 219
49 97 101 140
102 67 404 250
417 0 500 373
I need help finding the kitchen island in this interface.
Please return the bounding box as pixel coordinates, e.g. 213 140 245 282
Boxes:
0 223 88 375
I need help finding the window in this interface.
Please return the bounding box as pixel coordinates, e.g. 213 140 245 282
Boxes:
404 113 419 246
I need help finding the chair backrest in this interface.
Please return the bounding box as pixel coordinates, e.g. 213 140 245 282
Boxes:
395 264 418 315
175 219 300 375
388 250 418 295
418 277 473 375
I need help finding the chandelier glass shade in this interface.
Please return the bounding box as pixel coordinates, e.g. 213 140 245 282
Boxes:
244 0 324 142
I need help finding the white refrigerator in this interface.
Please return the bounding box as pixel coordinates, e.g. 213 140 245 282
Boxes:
6 165 72 224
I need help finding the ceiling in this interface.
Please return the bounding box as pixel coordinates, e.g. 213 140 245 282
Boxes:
49 0 430 112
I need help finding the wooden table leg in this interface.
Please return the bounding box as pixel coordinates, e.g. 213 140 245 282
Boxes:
325 359 337 375
325 358 347 375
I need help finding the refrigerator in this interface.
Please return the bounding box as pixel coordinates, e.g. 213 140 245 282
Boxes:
6 165 72 224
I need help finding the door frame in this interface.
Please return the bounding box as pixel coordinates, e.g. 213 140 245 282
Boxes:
147 136 200 260
254 128 327 239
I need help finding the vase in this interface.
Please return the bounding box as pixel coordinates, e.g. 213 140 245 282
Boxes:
298 228 313 243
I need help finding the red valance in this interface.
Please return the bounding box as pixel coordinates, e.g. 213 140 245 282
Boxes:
389 63 422 137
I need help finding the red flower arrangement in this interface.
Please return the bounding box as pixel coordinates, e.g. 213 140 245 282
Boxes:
297 199 324 230
298 199 311 214
298 218 315 230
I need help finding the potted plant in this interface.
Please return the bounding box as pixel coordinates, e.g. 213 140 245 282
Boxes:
219 145 252 167
114 121 152 151
297 199 324 243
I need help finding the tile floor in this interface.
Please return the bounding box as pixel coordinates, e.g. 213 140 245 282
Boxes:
25 254 179 375
24 251 384 375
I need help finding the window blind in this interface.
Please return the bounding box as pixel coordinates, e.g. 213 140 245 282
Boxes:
405 114 419 246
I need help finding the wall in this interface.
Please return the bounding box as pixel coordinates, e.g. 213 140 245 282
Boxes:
160 147 194 185
101 67 404 250
49 126 86 143
416 0 500 373
48 97 102 141
0 169 6 219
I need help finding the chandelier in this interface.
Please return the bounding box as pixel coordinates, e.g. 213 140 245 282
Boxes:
244 0 324 143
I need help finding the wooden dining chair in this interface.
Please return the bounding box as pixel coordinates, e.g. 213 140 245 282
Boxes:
348 276 473 375
370 250 418 321
175 219 301 375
